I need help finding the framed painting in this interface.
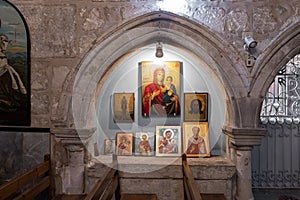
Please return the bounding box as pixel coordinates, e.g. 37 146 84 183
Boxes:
0 1 30 126
140 61 182 118
134 132 155 156
113 93 134 123
104 139 115 155
115 132 133 156
184 93 208 122
183 122 210 157
156 126 181 157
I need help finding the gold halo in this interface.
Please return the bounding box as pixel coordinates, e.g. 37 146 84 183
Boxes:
140 133 149 140
163 129 174 139
199 97 206 112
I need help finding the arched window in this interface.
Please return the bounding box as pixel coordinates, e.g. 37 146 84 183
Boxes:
260 53 300 124
0 0 30 126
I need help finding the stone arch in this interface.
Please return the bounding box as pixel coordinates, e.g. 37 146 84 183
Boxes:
249 22 300 121
57 11 248 129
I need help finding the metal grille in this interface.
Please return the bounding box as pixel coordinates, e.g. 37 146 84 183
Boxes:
252 123 300 188
252 53 300 188
260 53 300 124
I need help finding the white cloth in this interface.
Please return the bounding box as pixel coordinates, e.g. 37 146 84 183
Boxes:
0 58 26 94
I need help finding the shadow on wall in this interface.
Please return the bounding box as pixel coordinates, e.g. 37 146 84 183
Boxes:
0 129 50 184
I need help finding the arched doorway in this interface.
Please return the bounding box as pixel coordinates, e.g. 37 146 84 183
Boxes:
249 22 300 192
252 53 300 188
68 11 249 163
71 11 245 137
69 11 239 199
94 43 227 159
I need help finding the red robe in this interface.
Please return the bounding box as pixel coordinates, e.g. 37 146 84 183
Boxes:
142 68 166 117
142 82 165 117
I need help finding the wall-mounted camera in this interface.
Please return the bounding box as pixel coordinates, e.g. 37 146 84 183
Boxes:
242 32 258 68
244 36 257 51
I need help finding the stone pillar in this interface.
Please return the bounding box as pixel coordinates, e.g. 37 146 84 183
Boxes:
51 128 95 195
223 126 267 200
235 147 253 200
63 144 85 194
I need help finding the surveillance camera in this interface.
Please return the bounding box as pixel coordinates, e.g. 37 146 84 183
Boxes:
244 36 257 49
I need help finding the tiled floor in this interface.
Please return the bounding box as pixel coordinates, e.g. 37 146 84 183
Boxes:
253 189 300 200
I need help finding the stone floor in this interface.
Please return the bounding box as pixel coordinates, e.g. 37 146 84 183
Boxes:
253 189 300 200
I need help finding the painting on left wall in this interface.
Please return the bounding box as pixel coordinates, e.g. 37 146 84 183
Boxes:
0 1 30 126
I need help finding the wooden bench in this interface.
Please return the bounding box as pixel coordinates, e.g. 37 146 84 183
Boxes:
120 194 157 200
52 194 86 200
0 154 51 200
182 154 227 200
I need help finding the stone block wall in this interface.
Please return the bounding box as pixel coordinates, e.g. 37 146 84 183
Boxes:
6 0 299 128
189 157 236 199
50 128 94 194
0 129 50 184
85 156 235 200
1 0 299 199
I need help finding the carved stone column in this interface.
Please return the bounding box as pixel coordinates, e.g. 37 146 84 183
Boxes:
51 128 95 195
223 126 267 200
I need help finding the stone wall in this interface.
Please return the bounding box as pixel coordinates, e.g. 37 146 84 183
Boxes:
189 157 236 200
50 128 94 194
2 0 300 199
85 156 235 200
0 128 49 184
8 0 300 128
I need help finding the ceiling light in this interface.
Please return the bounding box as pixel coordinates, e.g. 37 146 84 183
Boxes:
155 42 163 58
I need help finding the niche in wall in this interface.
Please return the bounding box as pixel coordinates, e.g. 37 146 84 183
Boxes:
95 44 226 156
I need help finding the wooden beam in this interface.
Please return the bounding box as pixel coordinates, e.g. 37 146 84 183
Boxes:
14 176 50 200
182 154 203 200
0 159 50 199
183 176 192 200
99 175 119 200
85 154 118 200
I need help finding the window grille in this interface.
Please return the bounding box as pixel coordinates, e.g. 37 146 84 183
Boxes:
260 53 300 124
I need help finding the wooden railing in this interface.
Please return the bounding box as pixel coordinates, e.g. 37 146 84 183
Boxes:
0 153 227 200
0 154 51 200
84 154 120 200
182 154 227 200
182 153 203 200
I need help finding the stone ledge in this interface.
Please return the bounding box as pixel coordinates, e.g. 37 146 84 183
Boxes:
117 156 182 179
196 179 233 200
120 179 184 200
222 125 267 147
91 155 235 180
188 156 236 180
86 155 235 199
